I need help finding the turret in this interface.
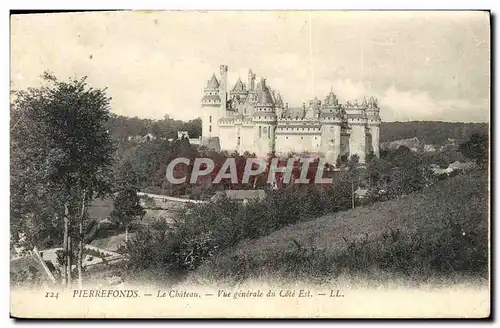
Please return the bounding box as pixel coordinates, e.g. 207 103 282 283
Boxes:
219 65 228 116
366 96 381 157
201 73 222 142
252 78 277 156
306 97 321 120
319 90 342 165
345 99 368 163
248 69 256 91
231 78 246 94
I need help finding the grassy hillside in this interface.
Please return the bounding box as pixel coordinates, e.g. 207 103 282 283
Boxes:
192 171 489 284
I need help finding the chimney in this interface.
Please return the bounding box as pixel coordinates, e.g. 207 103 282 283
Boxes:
248 69 255 91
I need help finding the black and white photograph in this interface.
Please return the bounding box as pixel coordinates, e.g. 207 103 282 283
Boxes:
9 10 490 318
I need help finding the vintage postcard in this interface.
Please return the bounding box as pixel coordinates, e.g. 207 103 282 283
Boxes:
10 10 490 318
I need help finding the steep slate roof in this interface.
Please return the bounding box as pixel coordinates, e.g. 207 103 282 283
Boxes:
232 78 245 92
283 107 305 119
324 90 338 106
257 80 274 105
206 74 220 89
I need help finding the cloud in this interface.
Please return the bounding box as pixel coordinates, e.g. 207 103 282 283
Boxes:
313 79 489 123
10 11 489 123
380 85 488 122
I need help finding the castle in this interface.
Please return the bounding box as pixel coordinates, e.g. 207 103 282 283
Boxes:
201 65 381 165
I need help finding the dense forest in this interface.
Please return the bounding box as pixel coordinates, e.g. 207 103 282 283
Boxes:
380 121 488 144
107 115 488 146
107 114 202 141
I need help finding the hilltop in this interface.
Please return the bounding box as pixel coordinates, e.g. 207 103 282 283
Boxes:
107 116 488 147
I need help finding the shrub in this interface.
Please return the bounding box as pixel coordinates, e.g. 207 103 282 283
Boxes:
202 222 488 283
125 181 355 278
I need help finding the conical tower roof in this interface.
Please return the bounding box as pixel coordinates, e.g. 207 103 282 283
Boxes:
232 78 245 92
257 79 274 105
206 74 220 89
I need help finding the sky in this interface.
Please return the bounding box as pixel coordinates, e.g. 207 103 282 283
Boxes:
11 11 490 122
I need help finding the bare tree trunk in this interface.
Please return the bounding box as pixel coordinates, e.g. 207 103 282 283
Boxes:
125 225 129 243
63 214 69 287
64 203 72 289
77 189 87 290
67 235 72 289
351 180 355 210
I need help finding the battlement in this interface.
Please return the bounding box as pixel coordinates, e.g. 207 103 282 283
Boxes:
278 117 320 123
219 117 253 126
275 125 321 134
201 65 381 162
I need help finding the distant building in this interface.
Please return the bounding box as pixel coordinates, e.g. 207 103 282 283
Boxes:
448 161 477 172
178 130 190 139
167 131 201 145
200 65 381 164
429 161 476 175
127 133 156 143
210 189 266 205
423 144 437 152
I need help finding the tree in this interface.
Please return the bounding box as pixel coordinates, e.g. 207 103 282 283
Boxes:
110 188 145 242
458 133 488 168
387 146 426 196
365 155 391 191
11 72 115 288
347 155 360 209
336 154 349 168
111 161 145 242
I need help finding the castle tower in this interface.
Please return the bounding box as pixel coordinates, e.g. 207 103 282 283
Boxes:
345 99 367 163
274 93 284 118
252 78 277 157
201 74 222 142
231 78 246 94
366 96 381 157
320 90 342 165
248 69 256 91
219 65 228 116
306 97 321 120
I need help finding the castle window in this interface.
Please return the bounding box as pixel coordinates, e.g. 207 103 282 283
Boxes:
268 127 270 138
209 116 212 123
301 137 303 140
286 137 288 139
209 125 212 133
259 126 262 137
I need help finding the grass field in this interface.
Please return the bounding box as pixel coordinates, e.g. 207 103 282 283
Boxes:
191 170 489 284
